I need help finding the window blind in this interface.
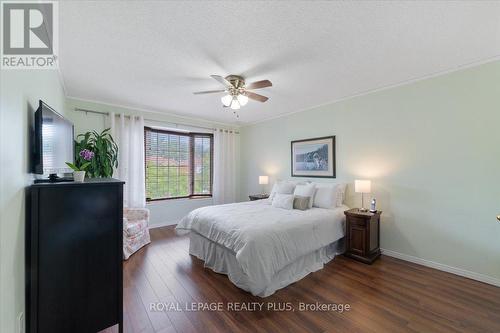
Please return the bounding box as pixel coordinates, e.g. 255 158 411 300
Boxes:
145 127 213 200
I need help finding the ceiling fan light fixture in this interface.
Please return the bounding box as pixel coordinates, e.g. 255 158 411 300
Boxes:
237 93 248 106
230 97 240 110
221 94 232 107
194 75 272 116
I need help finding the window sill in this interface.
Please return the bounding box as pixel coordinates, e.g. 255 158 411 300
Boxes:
146 196 213 205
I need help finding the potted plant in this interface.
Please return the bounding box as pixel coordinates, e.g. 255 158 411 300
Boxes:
74 129 118 178
66 149 93 182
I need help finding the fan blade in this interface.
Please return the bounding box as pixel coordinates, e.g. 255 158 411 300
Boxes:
193 89 226 95
246 80 272 90
211 75 233 88
244 91 269 102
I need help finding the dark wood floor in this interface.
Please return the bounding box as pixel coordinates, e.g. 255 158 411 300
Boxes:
103 226 500 333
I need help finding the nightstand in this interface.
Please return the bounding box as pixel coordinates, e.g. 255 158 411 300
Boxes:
344 208 382 264
249 194 269 201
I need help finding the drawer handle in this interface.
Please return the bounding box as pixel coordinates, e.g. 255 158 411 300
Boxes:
497 215 500 222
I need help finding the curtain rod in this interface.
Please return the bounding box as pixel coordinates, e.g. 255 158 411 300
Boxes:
73 107 240 134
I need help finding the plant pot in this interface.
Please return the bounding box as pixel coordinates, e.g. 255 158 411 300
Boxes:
74 171 86 182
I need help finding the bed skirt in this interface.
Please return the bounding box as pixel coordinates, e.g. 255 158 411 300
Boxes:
188 232 345 297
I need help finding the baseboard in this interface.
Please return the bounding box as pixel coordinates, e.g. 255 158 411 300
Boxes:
381 248 500 287
149 220 178 229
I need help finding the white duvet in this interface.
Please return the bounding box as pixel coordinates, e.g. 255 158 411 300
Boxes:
176 200 347 292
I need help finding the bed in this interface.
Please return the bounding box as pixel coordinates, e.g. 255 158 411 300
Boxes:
176 199 347 297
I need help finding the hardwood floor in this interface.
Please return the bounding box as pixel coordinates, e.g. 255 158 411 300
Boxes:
103 226 500 333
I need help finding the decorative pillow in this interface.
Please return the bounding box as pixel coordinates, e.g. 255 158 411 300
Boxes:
269 181 296 200
313 184 338 209
293 195 310 210
272 193 294 210
293 183 316 209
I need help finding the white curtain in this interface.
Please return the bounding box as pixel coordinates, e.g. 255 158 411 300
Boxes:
213 129 237 204
108 113 145 208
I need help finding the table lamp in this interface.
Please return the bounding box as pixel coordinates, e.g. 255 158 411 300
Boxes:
355 180 371 212
259 176 269 195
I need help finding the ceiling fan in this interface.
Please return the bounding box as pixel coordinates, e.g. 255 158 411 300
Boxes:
193 75 272 112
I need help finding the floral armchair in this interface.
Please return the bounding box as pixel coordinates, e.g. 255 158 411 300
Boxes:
123 207 151 260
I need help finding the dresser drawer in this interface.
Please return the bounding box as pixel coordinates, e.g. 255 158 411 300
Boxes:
349 216 367 227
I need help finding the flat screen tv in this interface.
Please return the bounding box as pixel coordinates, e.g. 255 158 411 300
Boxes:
33 100 74 178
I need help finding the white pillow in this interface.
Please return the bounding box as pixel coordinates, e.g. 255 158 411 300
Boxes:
272 193 294 210
293 183 316 209
269 183 278 198
335 183 347 206
290 180 311 186
269 181 296 200
313 184 338 209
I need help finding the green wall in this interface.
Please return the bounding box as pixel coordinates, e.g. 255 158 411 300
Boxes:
0 70 66 333
240 61 500 282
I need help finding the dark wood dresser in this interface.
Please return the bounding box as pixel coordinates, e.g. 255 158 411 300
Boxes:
27 178 124 333
344 208 382 264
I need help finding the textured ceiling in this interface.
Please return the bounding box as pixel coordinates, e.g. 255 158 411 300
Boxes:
59 1 500 125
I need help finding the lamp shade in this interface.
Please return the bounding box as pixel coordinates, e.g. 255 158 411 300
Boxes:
259 176 269 185
221 95 232 107
230 98 240 110
237 94 249 106
354 180 371 193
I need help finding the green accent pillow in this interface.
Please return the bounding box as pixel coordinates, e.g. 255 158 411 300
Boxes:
293 195 310 210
